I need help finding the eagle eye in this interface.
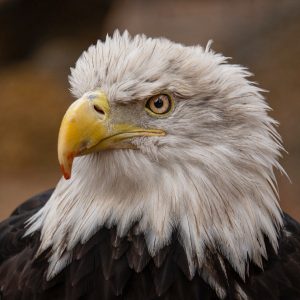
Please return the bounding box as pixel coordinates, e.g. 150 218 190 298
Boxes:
145 94 173 116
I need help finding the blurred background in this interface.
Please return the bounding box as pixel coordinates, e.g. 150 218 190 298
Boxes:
0 0 299 220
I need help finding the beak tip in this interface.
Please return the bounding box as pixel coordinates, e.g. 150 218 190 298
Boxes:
60 164 71 180
58 151 75 180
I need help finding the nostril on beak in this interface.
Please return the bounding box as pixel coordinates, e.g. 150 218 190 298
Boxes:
93 104 105 115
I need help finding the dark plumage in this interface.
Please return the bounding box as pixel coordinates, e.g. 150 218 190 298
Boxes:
1 190 300 299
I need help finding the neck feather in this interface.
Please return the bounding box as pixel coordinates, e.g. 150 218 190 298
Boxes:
26 149 283 283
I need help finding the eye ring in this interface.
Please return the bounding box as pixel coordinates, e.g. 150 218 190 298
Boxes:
145 94 173 116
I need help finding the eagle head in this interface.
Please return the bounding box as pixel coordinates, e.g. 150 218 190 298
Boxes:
27 31 284 282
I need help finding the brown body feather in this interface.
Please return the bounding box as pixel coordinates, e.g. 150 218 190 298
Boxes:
0 190 300 300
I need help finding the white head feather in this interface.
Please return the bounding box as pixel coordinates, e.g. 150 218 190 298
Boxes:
26 31 284 293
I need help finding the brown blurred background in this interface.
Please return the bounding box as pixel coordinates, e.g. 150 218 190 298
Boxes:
0 0 299 221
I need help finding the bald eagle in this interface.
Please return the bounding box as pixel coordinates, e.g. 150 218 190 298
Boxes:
1 31 300 300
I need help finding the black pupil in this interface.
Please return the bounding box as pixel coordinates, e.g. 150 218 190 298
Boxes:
154 97 164 108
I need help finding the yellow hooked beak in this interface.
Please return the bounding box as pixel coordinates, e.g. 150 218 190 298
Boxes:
58 91 165 179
